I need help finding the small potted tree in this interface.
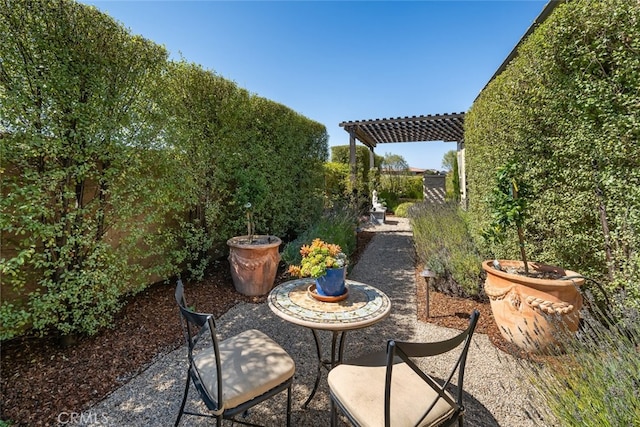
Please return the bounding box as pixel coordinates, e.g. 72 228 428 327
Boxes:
481 162 584 353
227 203 282 296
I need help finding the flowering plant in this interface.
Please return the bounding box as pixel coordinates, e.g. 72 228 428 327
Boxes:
287 238 348 279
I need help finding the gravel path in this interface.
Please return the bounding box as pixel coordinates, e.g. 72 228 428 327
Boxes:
87 217 544 426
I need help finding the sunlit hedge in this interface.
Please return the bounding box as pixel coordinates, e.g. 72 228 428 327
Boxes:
0 0 327 339
162 62 327 278
465 0 640 309
0 0 170 338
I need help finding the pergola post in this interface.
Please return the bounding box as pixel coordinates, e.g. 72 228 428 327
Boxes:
349 129 356 190
369 147 375 171
457 140 467 206
369 147 377 199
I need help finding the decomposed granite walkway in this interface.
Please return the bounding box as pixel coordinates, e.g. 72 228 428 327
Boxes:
86 217 546 427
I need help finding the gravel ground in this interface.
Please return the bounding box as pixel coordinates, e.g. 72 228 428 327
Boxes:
86 217 545 427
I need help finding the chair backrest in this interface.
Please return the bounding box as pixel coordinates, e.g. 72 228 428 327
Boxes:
175 279 224 412
385 309 480 426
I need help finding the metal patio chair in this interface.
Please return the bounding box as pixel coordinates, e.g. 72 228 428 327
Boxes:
174 279 295 427
328 310 480 427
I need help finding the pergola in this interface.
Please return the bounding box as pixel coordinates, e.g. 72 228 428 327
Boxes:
338 1 562 203
339 112 467 199
339 112 464 148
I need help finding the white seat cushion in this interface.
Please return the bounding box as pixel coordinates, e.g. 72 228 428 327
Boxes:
328 351 456 427
193 329 295 410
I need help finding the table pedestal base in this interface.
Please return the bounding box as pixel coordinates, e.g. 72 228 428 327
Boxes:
267 279 391 408
303 329 347 408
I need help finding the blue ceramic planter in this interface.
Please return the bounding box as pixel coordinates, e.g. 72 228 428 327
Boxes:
315 267 346 296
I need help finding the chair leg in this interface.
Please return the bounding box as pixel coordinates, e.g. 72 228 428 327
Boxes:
175 374 191 427
286 384 292 427
330 397 337 427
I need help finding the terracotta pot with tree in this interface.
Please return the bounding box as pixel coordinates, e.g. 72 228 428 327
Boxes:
482 162 584 353
227 203 281 296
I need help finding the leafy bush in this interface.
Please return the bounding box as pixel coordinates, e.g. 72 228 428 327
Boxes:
394 202 415 218
400 176 424 200
0 2 329 339
0 0 169 338
465 0 640 309
482 162 531 272
523 296 640 426
323 161 350 207
378 189 399 213
379 175 424 212
330 145 381 198
162 63 328 277
409 202 483 297
281 209 358 269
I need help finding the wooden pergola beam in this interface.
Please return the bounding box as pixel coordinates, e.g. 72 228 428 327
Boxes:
339 112 465 149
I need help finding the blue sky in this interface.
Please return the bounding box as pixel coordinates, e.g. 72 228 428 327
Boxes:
83 0 547 170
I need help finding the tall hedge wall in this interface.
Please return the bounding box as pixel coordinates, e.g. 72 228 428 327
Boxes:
465 0 640 307
0 0 171 338
0 0 328 339
159 61 327 279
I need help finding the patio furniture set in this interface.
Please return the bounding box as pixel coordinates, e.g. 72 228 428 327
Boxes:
174 278 479 427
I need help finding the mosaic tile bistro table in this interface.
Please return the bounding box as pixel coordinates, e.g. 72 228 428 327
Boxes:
268 278 391 407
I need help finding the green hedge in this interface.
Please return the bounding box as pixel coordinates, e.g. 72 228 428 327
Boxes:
465 0 640 308
162 62 327 275
0 0 328 339
323 161 350 208
379 175 424 201
329 145 383 215
0 0 170 338
330 145 382 196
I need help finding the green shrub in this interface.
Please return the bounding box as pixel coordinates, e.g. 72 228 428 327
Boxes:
394 202 415 218
523 297 640 426
399 176 424 200
378 174 424 213
163 63 328 277
409 202 483 297
378 190 399 213
0 2 329 339
0 0 169 339
323 161 350 207
330 145 381 199
465 0 640 309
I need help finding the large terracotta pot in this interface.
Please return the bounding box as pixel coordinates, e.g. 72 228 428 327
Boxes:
227 235 282 296
482 260 584 353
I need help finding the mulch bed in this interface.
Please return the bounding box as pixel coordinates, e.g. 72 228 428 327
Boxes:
415 274 525 356
1 229 518 426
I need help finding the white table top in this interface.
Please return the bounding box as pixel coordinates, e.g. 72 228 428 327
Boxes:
267 278 391 331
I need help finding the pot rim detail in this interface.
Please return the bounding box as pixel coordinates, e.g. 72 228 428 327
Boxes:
227 235 282 249
482 259 584 291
